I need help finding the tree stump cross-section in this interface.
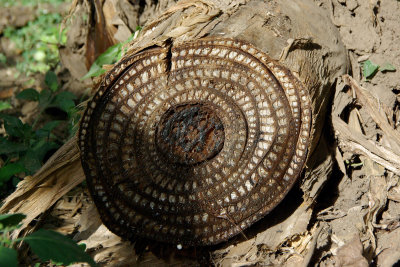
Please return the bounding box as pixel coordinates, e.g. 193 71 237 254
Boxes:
79 38 312 246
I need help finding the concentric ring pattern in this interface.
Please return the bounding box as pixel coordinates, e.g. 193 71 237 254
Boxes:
79 38 312 246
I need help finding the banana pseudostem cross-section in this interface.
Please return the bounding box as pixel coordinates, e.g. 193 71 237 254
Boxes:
79 38 312 246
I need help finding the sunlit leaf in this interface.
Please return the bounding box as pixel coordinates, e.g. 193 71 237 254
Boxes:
81 43 122 79
33 50 46 62
362 60 379 79
380 62 396 72
81 63 105 80
0 101 12 111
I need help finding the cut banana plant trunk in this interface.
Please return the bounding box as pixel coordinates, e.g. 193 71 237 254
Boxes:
1 0 348 265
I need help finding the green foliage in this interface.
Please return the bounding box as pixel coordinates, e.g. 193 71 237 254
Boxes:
0 214 26 257
45 71 59 92
380 62 396 72
0 163 26 184
0 213 96 266
0 246 18 267
3 11 67 75
362 60 397 80
0 101 12 112
0 71 79 191
81 44 120 79
0 53 6 64
82 26 142 79
25 229 96 266
0 213 26 229
362 60 379 79
15 88 40 101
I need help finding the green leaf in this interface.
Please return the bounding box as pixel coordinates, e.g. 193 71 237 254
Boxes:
19 139 59 174
78 243 87 251
380 62 396 72
95 43 122 66
82 43 122 80
16 88 40 101
0 114 25 138
24 229 97 267
20 150 42 174
0 246 18 267
0 101 12 112
0 53 6 64
21 123 35 142
81 63 105 80
0 163 26 184
44 71 58 92
52 91 77 112
31 139 58 161
36 120 61 138
18 139 59 174
362 60 379 79
0 138 28 154
11 176 20 187
0 213 26 228
0 114 34 141
126 28 141 43
38 89 52 108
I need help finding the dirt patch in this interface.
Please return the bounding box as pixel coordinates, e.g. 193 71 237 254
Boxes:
312 0 400 265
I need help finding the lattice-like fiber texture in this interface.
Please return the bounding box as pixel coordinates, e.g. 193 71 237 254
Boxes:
79 38 312 246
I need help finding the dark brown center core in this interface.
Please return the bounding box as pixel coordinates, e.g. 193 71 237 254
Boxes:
156 103 225 165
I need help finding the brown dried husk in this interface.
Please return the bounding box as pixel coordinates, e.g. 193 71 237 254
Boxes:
1 0 349 266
